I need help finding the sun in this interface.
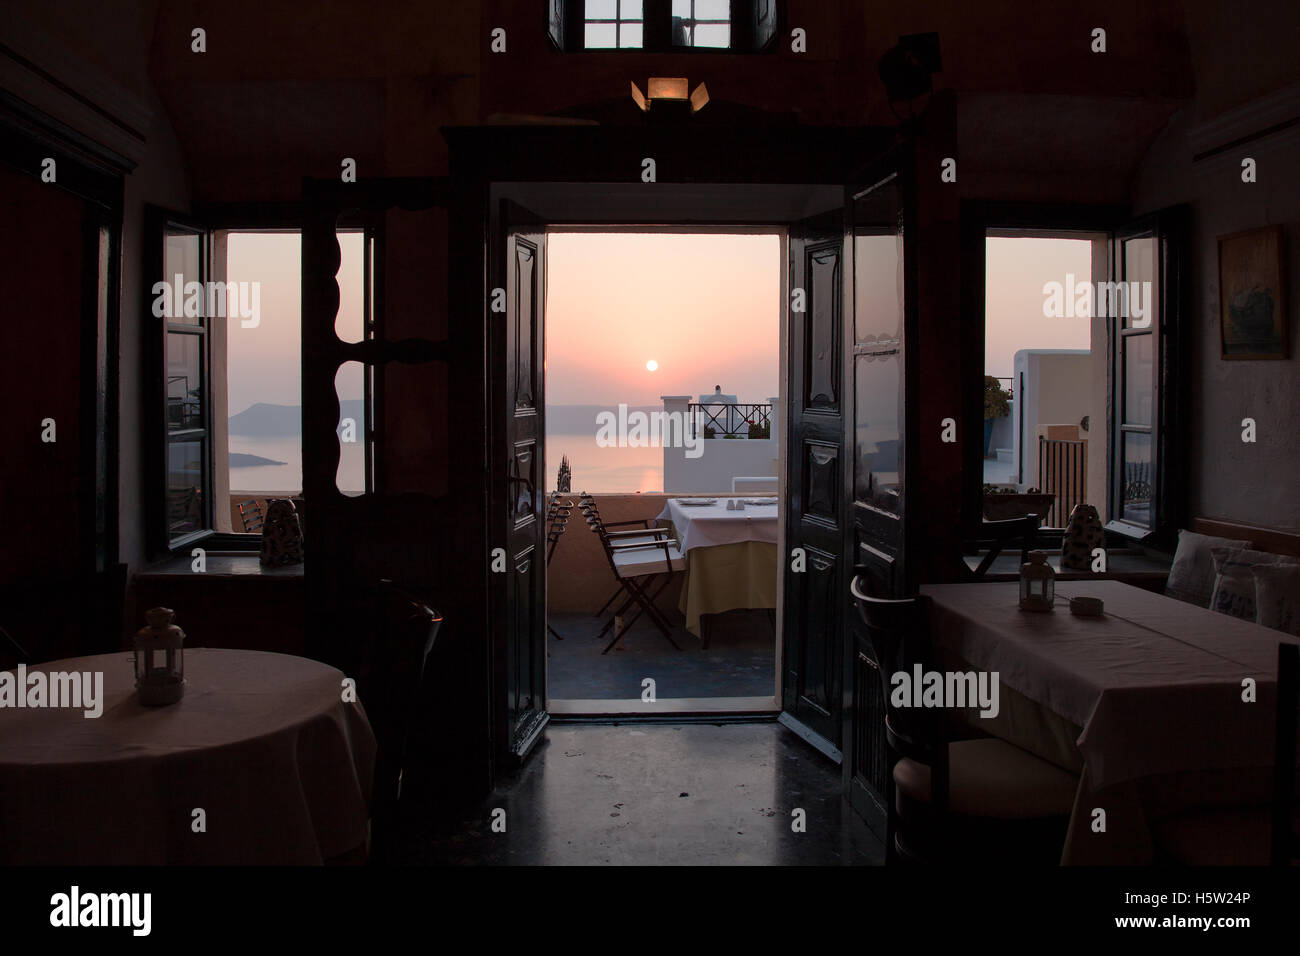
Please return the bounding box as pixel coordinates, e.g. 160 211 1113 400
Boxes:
645 359 658 372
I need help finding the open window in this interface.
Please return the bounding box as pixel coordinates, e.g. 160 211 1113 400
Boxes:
144 208 375 557
963 204 1188 560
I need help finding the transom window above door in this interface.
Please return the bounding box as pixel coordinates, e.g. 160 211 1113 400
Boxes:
549 0 778 53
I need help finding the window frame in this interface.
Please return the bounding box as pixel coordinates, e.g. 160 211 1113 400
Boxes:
144 207 216 558
145 204 379 559
583 0 645 49
671 0 732 49
550 0 779 54
1104 209 1190 548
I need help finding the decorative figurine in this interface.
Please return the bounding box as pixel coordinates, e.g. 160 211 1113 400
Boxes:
260 498 304 568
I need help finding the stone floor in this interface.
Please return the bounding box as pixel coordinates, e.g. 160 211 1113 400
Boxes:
390 722 884 866
546 609 776 700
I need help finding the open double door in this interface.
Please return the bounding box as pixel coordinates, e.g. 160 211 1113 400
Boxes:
490 157 916 834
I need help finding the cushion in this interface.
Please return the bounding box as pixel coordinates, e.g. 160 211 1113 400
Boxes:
891 738 1080 820
1165 530 1251 607
612 541 685 577
1253 563 1300 635
1209 547 1300 622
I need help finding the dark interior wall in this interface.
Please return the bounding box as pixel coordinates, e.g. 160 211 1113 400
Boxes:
1133 105 1300 532
1129 2 1300 533
0 165 85 661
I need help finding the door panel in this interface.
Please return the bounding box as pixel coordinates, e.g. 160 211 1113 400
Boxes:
498 202 548 761
781 208 847 761
842 167 912 838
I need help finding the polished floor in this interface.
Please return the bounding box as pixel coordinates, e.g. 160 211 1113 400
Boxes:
391 722 884 865
546 609 776 700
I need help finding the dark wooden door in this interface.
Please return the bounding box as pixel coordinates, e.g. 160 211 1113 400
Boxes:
493 200 549 762
841 165 915 835
781 206 848 761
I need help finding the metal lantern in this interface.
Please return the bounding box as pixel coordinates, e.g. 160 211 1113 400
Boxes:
133 607 185 705
1019 551 1056 613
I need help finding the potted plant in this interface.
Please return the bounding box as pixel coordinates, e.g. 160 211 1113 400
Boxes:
747 420 770 440
982 484 1056 522
983 375 1011 459
703 425 716 439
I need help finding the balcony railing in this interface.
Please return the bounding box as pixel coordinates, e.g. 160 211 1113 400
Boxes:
688 402 772 438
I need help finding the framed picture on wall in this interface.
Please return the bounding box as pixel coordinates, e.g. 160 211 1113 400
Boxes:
1218 225 1289 359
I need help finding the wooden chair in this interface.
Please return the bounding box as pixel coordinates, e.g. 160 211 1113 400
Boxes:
545 493 574 641
966 513 1040 578
850 574 1080 864
583 505 684 654
360 579 442 859
237 498 265 534
1152 642 1299 866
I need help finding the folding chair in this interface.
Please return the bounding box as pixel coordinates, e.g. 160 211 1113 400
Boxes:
583 506 684 654
577 493 672 619
546 493 574 640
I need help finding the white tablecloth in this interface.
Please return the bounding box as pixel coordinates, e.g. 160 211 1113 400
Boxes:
923 580 1299 864
923 580 1296 790
0 648 375 864
655 497 779 553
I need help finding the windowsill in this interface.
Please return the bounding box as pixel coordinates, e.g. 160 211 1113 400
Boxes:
962 548 1171 581
137 552 304 579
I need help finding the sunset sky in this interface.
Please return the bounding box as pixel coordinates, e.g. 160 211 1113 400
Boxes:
545 232 781 406
985 236 1093 378
220 231 1093 418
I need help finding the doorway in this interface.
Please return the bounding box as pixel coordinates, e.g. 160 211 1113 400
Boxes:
540 227 786 716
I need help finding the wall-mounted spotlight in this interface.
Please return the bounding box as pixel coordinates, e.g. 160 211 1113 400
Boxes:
631 77 709 118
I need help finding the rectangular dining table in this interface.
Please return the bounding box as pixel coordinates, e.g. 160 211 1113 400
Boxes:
655 496 779 639
920 579 1299 864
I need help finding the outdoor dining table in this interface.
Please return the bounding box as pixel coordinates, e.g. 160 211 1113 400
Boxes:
655 496 779 639
920 579 1299 864
0 647 375 864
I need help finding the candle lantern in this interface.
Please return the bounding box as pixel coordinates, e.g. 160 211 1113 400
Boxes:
133 607 185 705
1019 551 1056 612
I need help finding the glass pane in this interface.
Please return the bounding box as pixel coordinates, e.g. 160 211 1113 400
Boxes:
336 361 366 497
166 332 203 431
335 231 365 344
225 232 304 499
1123 236 1155 329
619 0 642 17
693 23 731 47
619 23 643 47
854 236 903 347
854 352 903 513
167 440 204 538
1123 333 1153 426
854 180 904 346
696 0 730 19
672 0 690 15
1120 432 1153 526
163 231 202 325
587 0 617 18
584 22 617 48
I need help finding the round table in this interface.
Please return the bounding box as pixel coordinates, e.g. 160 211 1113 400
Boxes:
0 648 375 864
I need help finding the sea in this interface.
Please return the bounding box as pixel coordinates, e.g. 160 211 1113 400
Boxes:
228 429 661 495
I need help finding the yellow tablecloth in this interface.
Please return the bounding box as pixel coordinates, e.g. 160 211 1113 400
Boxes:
678 540 778 637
